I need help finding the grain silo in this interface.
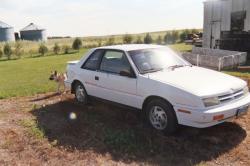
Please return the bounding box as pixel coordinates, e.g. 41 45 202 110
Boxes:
0 21 15 42
20 23 47 41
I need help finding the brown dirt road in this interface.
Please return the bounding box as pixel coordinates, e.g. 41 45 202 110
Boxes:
0 92 249 166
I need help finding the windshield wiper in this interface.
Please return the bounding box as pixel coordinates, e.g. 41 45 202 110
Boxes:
142 68 163 74
168 65 192 70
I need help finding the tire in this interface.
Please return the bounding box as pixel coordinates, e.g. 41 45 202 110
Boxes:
74 82 88 105
145 99 178 135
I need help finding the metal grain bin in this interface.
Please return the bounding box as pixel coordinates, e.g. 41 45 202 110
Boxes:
20 23 47 41
0 21 15 42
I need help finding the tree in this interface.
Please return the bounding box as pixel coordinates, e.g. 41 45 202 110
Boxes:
72 38 82 51
164 32 172 44
106 37 115 45
144 33 153 44
38 44 48 56
135 36 143 44
156 35 163 45
180 31 188 42
63 45 70 54
172 30 179 44
14 42 23 59
191 29 199 34
0 47 3 58
123 34 133 44
53 43 61 55
98 39 102 47
4 43 12 60
184 29 191 35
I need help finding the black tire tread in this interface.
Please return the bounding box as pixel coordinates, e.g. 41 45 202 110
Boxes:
74 82 88 105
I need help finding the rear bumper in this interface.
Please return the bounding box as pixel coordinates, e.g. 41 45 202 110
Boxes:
64 80 72 89
174 94 250 128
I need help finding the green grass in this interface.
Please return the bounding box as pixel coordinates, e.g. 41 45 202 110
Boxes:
169 43 192 52
224 71 250 79
19 119 45 139
0 49 87 99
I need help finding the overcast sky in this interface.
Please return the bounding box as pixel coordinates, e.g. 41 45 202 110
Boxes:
0 0 204 37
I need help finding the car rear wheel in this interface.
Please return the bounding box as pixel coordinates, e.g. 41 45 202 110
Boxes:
145 99 178 135
74 82 88 105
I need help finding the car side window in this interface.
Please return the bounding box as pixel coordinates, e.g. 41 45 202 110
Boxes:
82 50 103 71
100 50 131 75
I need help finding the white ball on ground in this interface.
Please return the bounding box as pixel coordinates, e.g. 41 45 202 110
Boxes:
69 112 77 120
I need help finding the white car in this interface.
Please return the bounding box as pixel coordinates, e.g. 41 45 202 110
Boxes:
65 44 250 134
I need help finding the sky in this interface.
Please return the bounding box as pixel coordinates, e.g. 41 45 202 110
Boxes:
0 0 204 37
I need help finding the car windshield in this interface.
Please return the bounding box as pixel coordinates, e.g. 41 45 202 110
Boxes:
128 47 190 74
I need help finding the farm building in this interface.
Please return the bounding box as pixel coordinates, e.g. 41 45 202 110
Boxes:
203 0 250 53
20 23 47 41
0 21 15 42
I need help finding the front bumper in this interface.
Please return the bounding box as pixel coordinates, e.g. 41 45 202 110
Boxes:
174 94 250 128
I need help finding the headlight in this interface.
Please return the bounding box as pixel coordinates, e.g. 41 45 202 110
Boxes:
203 97 220 107
243 86 249 96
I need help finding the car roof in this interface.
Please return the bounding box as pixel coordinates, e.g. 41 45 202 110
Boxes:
98 44 165 51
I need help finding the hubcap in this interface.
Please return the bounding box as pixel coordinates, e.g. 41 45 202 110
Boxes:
149 106 168 130
76 85 85 102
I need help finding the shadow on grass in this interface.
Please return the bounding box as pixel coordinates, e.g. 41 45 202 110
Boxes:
30 93 60 102
0 58 19 62
31 99 246 166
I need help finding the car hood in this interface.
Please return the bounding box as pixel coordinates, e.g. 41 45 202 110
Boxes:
147 66 246 97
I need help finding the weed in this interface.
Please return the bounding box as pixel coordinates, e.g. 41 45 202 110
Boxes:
19 119 44 139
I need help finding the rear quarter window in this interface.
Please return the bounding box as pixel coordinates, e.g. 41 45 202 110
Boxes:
82 50 103 71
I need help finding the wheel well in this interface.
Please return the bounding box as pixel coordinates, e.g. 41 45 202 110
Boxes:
142 96 178 122
71 80 82 94
142 96 173 111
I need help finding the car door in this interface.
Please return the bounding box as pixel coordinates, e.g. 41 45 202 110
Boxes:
96 50 140 108
79 49 104 97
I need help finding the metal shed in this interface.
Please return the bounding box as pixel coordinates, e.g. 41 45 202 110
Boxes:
203 0 250 50
20 23 47 41
0 21 15 42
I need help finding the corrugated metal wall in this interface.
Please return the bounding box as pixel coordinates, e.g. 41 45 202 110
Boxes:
221 0 232 31
0 27 15 42
203 1 213 48
20 30 47 41
232 0 244 12
244 0 250 31
212 1 222 48
203 0 222 48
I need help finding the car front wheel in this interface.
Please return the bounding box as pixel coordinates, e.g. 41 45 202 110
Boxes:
74 82 88 105
145 99 178 135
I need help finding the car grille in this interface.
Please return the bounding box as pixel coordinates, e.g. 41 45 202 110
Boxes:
218 89 244 103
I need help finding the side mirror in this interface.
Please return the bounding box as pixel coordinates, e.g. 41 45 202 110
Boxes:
119 70 135 78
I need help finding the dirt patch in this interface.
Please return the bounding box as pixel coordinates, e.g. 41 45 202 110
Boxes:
0 92 249 166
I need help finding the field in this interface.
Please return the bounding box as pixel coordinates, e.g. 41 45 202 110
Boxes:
0 29 201 59
0 43 191 99
0 49 87 99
